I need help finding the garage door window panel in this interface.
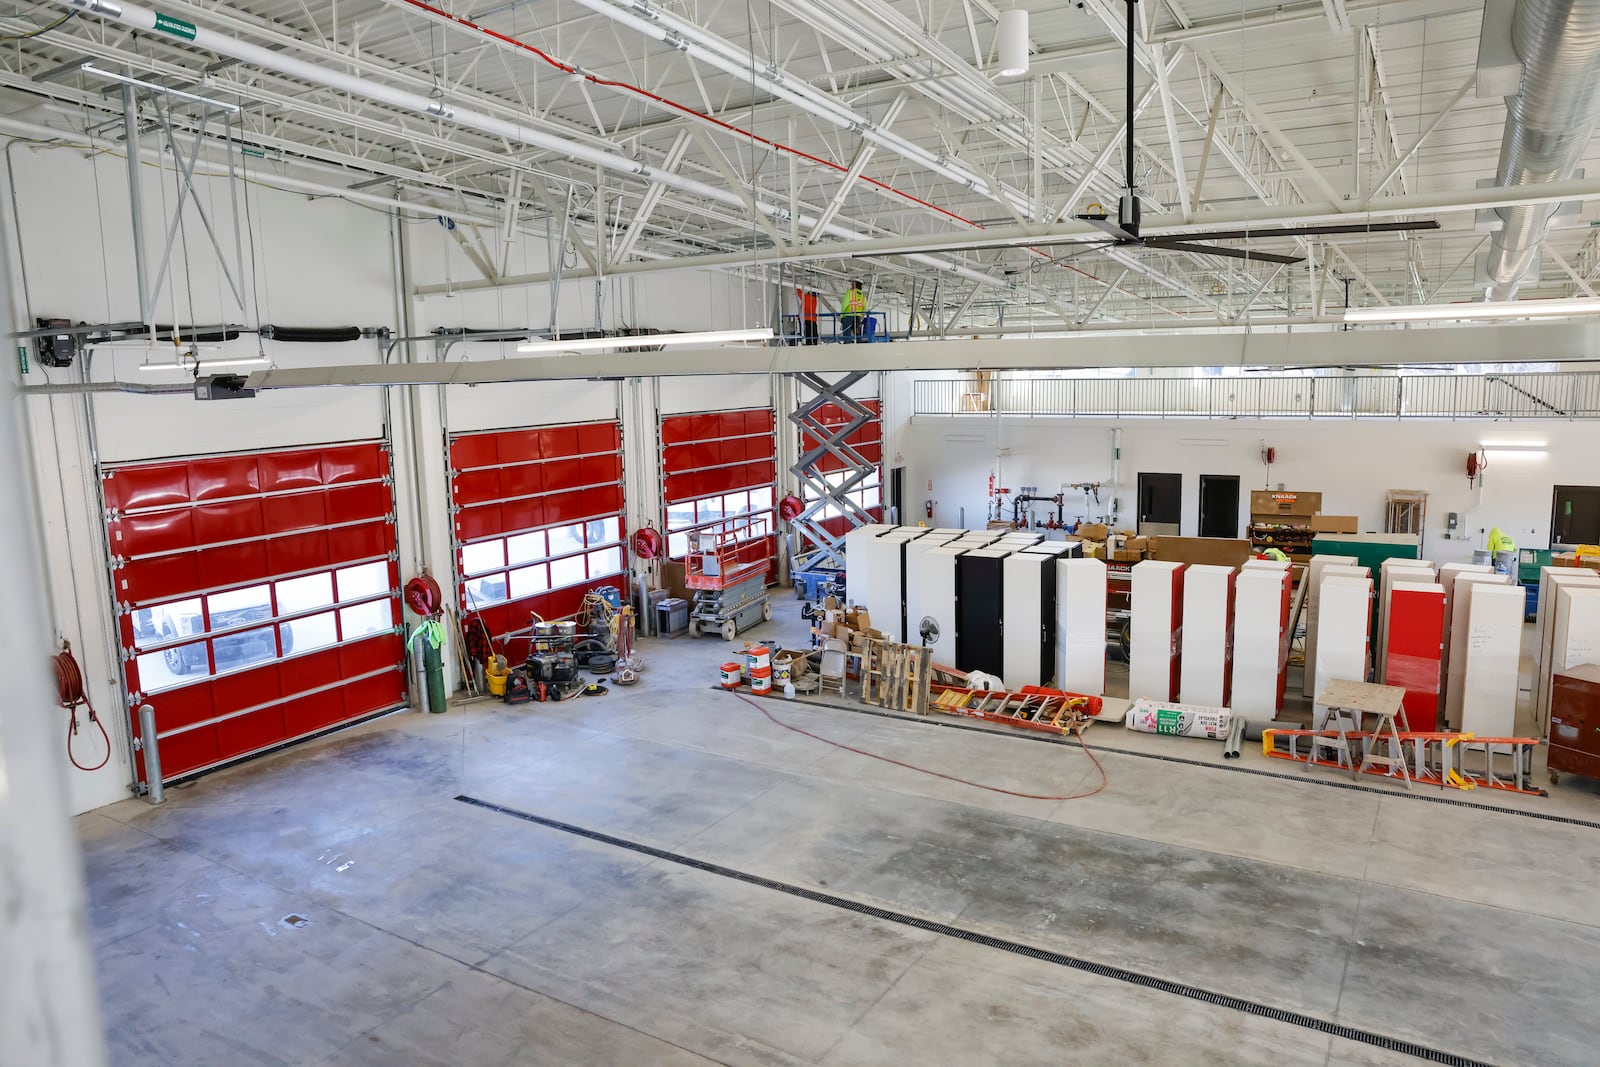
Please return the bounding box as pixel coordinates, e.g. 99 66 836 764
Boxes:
105 442 402 782
449 421 627 645
660 407 778 581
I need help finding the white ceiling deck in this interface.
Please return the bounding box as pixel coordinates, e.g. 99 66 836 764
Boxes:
3 0 1599 329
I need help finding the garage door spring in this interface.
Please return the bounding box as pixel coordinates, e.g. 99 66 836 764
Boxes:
52 643 110 772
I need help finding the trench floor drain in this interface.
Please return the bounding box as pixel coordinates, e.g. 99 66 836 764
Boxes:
455 794 1497 1067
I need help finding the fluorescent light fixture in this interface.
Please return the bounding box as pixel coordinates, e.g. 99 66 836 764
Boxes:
80 64 242 113
1480 439 1547 449
995 9 1030 78
516 328 772 355
1344 298 1600 323
1484 448 1548 460
139 354 268 373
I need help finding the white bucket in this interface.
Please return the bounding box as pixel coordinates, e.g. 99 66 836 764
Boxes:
719 661 742 689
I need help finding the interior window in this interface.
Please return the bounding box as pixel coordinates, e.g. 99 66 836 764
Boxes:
135 640 211 692
275 572 334 615
1552 486 1600 546
207 585 273 634
212 624 280 672
508 564 549 599
506 531 546 566
282 611 337 656
336 561 389 602
549 553 586 589
338 601 392 641
134 597 205 647
461 539 505 577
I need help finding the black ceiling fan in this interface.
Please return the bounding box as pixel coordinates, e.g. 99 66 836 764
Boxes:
1067 0 1442 267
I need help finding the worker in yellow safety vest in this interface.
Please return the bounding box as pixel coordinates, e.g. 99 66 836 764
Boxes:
840 279 867 342
1488 527 1517 554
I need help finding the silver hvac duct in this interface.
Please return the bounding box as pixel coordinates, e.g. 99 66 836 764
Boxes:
1484 0 1600 300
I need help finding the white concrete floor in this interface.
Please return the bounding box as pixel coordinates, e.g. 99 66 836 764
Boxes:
77 597 1600 1066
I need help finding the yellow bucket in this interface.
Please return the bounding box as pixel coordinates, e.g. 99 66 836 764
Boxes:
486 656 509 697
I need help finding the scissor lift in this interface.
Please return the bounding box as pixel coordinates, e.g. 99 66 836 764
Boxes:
685 516 774 640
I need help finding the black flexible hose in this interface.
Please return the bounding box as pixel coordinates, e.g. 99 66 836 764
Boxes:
263 325 363 343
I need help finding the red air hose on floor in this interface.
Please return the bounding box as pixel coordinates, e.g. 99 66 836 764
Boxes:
737 692 1108 802
53 643 110 772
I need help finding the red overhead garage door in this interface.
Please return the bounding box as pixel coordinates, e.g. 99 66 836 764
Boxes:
449 421 627 657
800 397 884 543
105 441 404 782
661 407 777 579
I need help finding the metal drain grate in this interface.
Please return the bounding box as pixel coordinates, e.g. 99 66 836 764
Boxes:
455 794 1497 1067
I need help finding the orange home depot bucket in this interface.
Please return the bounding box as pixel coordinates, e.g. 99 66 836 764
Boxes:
719 662 743 689
750 664 773 695
746 645 771 672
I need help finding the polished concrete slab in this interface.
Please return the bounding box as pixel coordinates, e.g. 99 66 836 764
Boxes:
78 602 1600 1066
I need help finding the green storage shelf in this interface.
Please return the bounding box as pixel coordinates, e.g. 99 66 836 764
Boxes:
1310 533 1422 575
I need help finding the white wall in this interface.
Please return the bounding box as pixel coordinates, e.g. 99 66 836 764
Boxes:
896 410 1588 563
4 141 781 813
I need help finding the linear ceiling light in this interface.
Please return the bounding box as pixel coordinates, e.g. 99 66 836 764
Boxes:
995 9 1030 78
79 63 242 113
516 328 773 355
1344 298 1600 323
139 353 268 373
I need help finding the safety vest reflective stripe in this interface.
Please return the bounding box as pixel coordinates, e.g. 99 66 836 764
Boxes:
843 290 866 313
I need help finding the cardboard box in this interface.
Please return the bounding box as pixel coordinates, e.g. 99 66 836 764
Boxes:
1077 523 1109 541
845 607 872 631
850 627 885 651
1150 536 1252 569
1081 540 1104 558
1310 514 1359 534
1112 549 1145 562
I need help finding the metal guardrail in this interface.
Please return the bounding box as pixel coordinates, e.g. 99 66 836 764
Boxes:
912 372 1600 420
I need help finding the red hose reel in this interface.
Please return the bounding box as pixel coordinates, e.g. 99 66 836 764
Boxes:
631 527 663 560
404 574 444 617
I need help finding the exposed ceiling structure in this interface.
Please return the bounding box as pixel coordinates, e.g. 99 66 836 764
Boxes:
5 0 1600 332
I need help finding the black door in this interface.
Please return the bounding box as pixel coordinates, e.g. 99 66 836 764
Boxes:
1137 472 1182 535
956 551 1006 676
1199 474 1241 538
890 466 904 526
1552 486 1600 546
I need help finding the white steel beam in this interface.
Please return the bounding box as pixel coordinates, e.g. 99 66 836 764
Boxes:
247 323 1600 387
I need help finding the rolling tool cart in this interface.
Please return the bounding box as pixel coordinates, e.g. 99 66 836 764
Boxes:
685 517 774 640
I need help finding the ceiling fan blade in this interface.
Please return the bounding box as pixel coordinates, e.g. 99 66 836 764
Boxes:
1078 215 1139 242
1053 240 1117 262
1144 220 1440 245
1153 241 1306 265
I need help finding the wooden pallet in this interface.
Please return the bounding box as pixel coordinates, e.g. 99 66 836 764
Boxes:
860 639 932 714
